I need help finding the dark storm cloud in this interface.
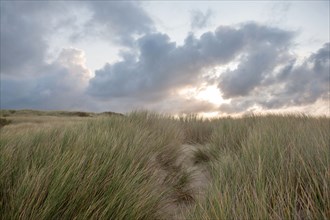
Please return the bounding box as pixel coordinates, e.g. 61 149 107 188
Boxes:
88 23 295 103
190 9 213 29
84 1 155 46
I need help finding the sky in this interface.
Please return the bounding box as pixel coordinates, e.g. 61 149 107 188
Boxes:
1 1 329 117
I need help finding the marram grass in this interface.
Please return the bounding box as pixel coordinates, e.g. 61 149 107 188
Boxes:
191 115 330 220
0 111 329 219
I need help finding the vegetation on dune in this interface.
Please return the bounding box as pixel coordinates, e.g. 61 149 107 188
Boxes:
0 112 183 219
191 115 330 219
0 109 124 118
0 110 329 219
0 118 12 129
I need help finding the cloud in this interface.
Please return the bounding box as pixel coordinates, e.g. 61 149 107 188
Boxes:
1 1 48 75
0 2 95 111
88 23 295 112
218 42 329 113
267 42 329 107
83 1 155 46
1 48 92 110
0 1 79 76
218 23 294 98
0 1 154 77
88 23 329 115
87 24 243 98
0 1 156 111
1 1 328 115
190 9 213 29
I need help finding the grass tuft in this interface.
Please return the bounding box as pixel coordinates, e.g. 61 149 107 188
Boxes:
0 111 328 219
0 117 12 128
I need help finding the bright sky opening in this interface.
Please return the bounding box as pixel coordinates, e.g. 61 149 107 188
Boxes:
1 1 329 117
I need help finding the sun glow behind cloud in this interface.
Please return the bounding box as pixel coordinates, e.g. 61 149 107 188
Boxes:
0 1 329 116
178 85 230 107
196 85 229 106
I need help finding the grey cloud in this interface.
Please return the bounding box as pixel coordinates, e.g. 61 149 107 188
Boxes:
219 99 256 113
1 1 221 114
0 1 77 75
218 23 295 98
88 23 294 105
219 43 329 113
218 43 292 98
272 43 329 106
1 0 327 115
0 1 153 76
190 9 213 29
87 30 235 101
1 1 47 75
84 1 155 46
87 26 236 98
309 42 329 69
275 59 296 81
0 1 156 111
240 22 294 46
1 48 92 110
256 43 329 109
197 27 244 64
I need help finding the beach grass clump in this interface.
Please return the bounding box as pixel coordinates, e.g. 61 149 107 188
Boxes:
0 111 329 219
0 112 184 219
0 117 12 128
192 115 330 219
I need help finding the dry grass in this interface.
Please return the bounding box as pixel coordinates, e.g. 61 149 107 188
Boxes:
191 115 330 220
0 110 329 219
0 118 12 129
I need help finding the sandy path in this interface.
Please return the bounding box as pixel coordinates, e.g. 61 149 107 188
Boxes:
157 144 211 220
